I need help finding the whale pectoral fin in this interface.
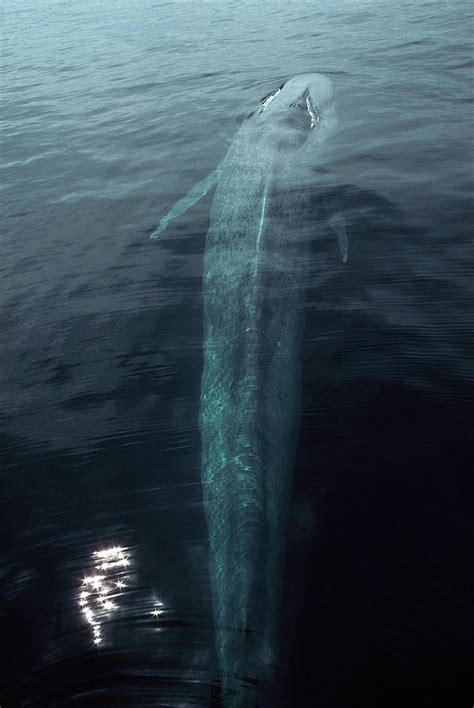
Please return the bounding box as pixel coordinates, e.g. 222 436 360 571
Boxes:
149 167 220 240
328 212 348 263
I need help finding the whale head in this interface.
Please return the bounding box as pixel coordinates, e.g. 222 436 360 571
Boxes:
248 73 335 150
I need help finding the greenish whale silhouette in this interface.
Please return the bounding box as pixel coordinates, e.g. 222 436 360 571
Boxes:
151 74 346 707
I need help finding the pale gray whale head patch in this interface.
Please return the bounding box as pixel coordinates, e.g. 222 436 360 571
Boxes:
249 73 335 150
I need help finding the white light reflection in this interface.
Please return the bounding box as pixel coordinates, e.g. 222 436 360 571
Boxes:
150 597 165 620
77 544 131 646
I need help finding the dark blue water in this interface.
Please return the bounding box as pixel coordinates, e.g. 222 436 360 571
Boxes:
1 1 473 705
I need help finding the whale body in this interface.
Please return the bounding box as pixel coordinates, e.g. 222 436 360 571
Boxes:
151 74 343 706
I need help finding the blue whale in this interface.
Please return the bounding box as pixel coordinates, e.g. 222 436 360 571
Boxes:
151 73 346 706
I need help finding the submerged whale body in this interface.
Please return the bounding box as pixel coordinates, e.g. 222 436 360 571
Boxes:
151 74 344 706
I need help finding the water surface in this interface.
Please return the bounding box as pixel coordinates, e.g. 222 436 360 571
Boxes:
1 1 473 705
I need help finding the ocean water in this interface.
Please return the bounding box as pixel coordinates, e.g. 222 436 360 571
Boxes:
1 1 473 706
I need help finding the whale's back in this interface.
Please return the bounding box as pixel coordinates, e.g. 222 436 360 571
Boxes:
200 144 307 705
